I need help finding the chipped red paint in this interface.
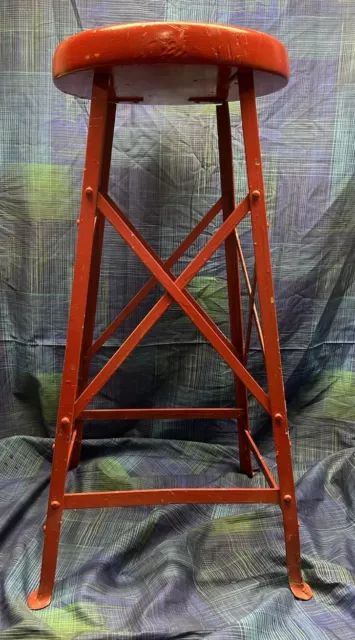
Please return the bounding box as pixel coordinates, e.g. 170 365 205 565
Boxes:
27 25 311 610
53 22 289 103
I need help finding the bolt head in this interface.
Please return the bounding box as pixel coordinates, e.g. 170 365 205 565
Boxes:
51 500 60 509
43 524 46 531
274 413 283 422
85 186 93 197
284 494 292 504
61 417 71 427
252 189 261 200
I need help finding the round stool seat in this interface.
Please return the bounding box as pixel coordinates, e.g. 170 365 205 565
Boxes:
53 22 289 104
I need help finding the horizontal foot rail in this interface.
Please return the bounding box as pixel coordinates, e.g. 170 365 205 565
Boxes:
63 487 280 509
79 408 243 420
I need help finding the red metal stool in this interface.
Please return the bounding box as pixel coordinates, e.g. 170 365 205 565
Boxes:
28 22 312 609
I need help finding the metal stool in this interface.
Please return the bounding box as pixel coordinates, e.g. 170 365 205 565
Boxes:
28 22 312 609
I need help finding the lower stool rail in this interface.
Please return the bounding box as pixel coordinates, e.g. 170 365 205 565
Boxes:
63 487 281 509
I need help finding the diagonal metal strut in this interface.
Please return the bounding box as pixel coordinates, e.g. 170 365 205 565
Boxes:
87 197 223 357
74 194 270 417
234 230 265 357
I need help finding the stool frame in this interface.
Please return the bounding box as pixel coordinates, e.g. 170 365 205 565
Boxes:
28 70 312 609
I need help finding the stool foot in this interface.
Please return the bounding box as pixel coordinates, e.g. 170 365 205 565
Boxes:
290 582 313 601
27 589 52 610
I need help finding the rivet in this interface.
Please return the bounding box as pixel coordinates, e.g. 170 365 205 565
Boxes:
275 413 283 423
52 443 55 450
85 186 93 197
61 417 70 427
43 524 46 531
51 500 60 509
76 219 80 225
252 189 260 200
298 520 301 527
284 494 292 504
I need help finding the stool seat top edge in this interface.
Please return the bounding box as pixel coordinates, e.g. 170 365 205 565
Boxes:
53 22 290 103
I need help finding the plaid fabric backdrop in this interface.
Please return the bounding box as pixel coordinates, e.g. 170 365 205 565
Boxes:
0 1 355 638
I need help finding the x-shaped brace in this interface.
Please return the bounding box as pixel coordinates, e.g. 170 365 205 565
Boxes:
74 194 271 417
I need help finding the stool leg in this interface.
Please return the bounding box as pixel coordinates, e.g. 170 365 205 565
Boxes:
216 102 253 477
28 74 113 609
70 100 116 470
238 71 312 600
